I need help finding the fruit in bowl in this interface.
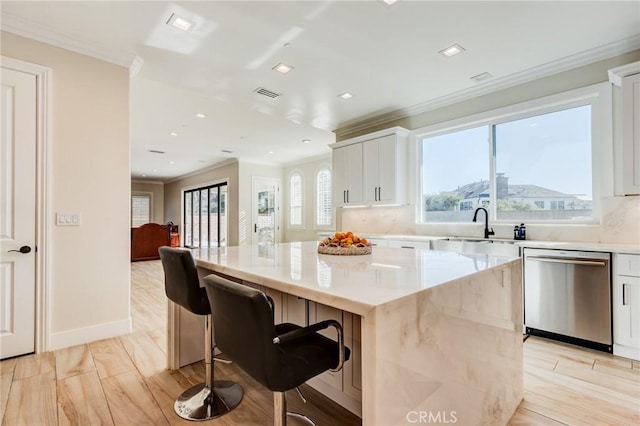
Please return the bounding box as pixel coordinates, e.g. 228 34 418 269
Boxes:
318 232 371 255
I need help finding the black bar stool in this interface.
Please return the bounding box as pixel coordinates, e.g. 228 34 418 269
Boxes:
203 273 350 426
158 247 243 421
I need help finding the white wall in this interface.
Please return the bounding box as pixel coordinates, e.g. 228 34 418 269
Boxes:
131 180 164 224
1 32 131 349
283 154 334 242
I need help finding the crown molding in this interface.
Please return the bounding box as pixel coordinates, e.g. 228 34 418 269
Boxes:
165 158 239 184
131 179 164 185
336 35 640 138
1 11 138 69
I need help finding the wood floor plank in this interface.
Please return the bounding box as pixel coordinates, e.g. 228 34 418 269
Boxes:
89 337 136 380
525 363 640 424
508 405 566 425
148 328 168 355
57 371 113 426
593 359 640 381
1 372 13 422
2 371 57 426
143 370 199 426
553 359 640 400
101 371 169 426
55 344 96 380
0 359 17 375
13 351 56 381
119 332 167 378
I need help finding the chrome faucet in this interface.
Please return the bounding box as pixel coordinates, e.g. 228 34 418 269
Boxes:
472 207 495 239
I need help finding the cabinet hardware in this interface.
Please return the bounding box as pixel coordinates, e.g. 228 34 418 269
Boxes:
623 283 627 306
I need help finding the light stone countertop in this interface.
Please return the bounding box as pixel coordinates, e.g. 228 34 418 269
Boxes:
355 233 640 255
191 240 520 316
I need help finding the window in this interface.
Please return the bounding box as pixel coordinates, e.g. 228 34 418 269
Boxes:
289 172 303 228
316 168 332 227
131 194 151 227
183 182 227 248
420 98 594 223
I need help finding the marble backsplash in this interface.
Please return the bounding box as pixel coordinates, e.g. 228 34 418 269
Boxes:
339 196 640 245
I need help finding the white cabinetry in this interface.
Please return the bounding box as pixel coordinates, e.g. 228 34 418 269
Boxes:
613 254 640 360
609 62 640 195
333 143 363 206
332 127 409 207
621 74 640 195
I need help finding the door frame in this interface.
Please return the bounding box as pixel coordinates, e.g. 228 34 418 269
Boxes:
2 56 52 354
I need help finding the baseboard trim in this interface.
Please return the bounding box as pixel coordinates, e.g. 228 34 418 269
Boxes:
48 317 132 351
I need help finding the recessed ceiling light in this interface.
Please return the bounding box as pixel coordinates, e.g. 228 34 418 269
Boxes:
382 0 399 5
470 72 493 82
439 43 465 57
273 62 294 74
167 13 194 32
153 169 158 172
268 151 274 155
169 161 175 165
302 139 311 144
169 131 179 136
195 113 207 118
338 92 354 99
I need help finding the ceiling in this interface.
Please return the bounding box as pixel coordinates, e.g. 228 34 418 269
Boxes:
2 1 639 182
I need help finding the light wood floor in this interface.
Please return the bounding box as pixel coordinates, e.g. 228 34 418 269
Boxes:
1 260 638 425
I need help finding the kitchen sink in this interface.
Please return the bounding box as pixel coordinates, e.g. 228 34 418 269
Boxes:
432 237 520 257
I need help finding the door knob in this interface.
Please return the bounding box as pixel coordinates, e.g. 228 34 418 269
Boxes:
8 245 31 254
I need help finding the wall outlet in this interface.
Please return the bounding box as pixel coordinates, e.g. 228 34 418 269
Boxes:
56 213 81 226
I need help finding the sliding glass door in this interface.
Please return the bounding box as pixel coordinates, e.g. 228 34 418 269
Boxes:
183 182 227 248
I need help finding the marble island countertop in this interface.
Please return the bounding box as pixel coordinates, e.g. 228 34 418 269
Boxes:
326 232 640 255
191 240 520 316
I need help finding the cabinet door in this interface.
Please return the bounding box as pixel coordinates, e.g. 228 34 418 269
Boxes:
377 134 398 203
312 303 344 391
285 294 307 326
342 312 362 400
363 140 379 204
363 134 399 204
333 144 363 206
622 74 640 195
615 275 640 348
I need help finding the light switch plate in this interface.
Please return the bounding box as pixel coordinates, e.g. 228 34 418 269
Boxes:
56 212 81 226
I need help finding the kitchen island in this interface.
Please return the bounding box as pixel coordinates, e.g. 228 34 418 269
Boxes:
189 241 523 425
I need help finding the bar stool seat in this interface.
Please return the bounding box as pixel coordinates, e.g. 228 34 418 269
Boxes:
159 246 243 421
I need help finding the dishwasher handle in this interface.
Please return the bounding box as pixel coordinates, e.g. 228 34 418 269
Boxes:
525 255 607 267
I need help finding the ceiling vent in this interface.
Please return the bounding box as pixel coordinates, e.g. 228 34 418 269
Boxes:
254 87 281 99
148 149 165 154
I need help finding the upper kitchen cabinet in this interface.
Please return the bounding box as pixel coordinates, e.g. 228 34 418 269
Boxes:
331 127 410 207
333 143 363 206
609 62 640 196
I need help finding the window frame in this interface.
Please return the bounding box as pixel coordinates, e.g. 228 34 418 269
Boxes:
288 170 304 230
314 165 333 230
415 83 608 225
131 192 152 227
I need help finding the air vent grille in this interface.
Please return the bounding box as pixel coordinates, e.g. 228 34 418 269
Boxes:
254 87 281 99
148 150 165 154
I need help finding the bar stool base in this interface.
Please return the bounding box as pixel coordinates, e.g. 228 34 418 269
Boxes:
174 380 243 421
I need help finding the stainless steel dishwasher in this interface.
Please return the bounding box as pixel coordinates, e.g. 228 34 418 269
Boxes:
524 248 612 352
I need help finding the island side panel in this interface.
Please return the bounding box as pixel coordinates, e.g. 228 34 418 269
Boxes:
361 260 523 425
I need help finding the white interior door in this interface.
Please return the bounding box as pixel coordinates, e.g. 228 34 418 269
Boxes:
1 67 37 359
252 178 280 245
